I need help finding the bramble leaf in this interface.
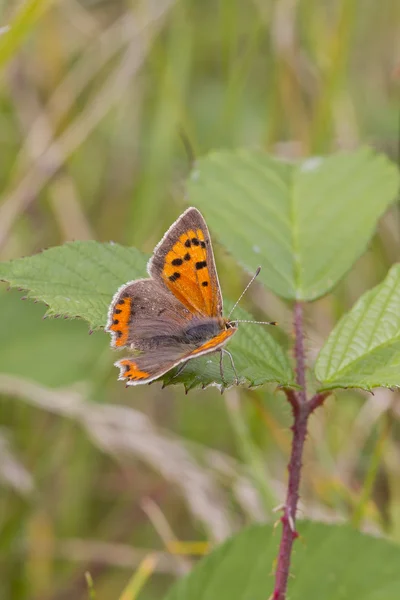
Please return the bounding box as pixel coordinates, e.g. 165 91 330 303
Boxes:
164 521 400 600
187 147 399 301
0 241 147 328
316 264 400 391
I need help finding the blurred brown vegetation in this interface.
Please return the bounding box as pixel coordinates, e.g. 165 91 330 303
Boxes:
0 1 400 599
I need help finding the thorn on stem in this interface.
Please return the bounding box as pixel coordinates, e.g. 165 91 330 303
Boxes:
288 513 296 533
272 503 286 513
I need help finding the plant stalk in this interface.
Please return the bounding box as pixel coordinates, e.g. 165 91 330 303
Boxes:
272 401 309 600
272 301 320 600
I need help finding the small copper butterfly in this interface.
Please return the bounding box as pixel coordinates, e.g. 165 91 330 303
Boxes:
106 207 275 386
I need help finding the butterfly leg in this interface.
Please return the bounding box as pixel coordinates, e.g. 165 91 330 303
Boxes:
221 348 239 386
219 349 227 386
170 360 189 381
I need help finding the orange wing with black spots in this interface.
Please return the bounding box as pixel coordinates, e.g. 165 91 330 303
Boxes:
106 279 192 350
106 207 239 387
107 294 132 348
148 208 223 318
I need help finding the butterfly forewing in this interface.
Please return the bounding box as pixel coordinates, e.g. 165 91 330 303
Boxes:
148 208 222 318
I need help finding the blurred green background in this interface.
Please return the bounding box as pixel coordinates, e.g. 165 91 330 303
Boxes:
0 0 399 599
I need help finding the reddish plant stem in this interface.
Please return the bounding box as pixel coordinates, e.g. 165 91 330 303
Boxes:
283 388 299 417
272 303 331 599
308 391 330 414
272 302 308 600
272 401 309 600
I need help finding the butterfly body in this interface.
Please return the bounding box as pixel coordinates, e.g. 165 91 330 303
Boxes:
106 207 238 385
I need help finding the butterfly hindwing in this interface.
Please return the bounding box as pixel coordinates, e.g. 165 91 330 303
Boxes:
148 207 223 318
106 279 192 349
115 324 236 385
116 355 185 385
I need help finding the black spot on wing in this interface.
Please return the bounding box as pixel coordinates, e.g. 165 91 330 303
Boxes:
195 261 207 270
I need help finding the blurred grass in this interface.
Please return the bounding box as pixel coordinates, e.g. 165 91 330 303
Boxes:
0 0 399 599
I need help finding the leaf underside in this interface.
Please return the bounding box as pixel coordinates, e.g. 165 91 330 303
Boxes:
187 147 399 301
164 521 400 600
0 241 294 390
316 263 400 391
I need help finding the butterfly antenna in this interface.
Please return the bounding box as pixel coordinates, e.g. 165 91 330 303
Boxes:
227 267 277 326
227 267 260 318
232 319 277 326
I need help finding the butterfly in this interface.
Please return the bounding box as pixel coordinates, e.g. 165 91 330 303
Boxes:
105 207 243 386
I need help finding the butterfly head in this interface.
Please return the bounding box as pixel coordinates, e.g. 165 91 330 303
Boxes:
224 317 238 330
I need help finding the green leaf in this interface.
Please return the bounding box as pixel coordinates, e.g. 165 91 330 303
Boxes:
164 522 400 600
0 241 148 329
315 264 400 391
0 241 294 389
187 147 399 301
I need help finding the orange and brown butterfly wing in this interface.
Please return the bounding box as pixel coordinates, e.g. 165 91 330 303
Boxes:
116 325 236 386
106 278 194 385
148 207 223 318
106 279 192 350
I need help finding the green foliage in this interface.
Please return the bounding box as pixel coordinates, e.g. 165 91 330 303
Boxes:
0 241 147 329
187 148 399 301
164 522 400 600
316 264 400 391
0 241 294 389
